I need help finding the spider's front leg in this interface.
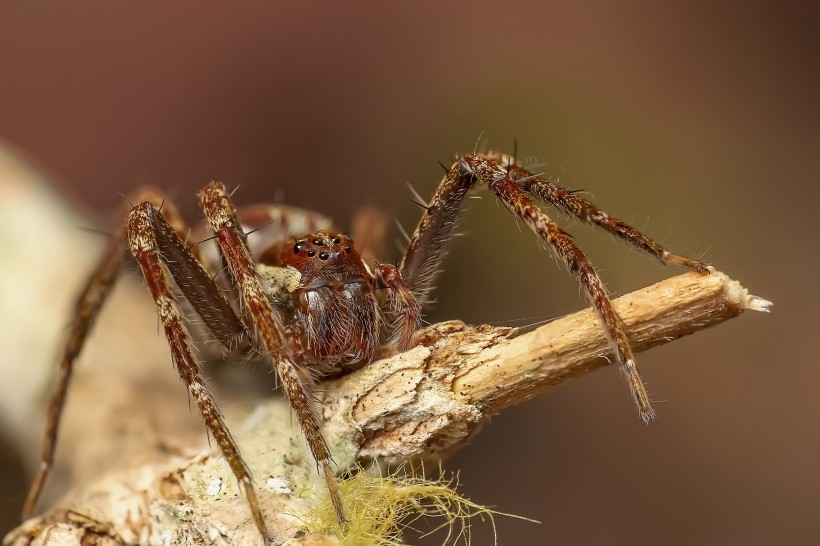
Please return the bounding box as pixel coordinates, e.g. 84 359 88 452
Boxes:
24 187 274 542
400 152 708 423
126 202 272 542
199 182 346 522
23 188 251 520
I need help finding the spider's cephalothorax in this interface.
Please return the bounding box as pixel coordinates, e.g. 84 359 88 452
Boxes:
258 232 419 372
25 150 708 544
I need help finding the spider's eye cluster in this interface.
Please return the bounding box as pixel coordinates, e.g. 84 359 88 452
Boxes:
292 234 352 260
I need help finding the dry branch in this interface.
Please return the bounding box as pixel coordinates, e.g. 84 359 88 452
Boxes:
4 268 770 546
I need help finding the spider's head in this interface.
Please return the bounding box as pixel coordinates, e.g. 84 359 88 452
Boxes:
262 232 380 364
263 232 371 289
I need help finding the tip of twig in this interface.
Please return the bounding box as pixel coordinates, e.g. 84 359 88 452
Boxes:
716 270 772 313
746 295 773 313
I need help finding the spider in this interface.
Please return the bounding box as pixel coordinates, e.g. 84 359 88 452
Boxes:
23 150 708 543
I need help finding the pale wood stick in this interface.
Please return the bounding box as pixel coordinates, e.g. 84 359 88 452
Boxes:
319 269 771 463
4 268 769 545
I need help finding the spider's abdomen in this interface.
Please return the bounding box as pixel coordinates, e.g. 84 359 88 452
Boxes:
263 232 381 367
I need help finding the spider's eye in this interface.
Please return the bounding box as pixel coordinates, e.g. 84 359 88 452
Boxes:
313 238 324 246
307 250 316 258
293 243 303 255
332 236 341 245
344 246 352 253
319 251 330 260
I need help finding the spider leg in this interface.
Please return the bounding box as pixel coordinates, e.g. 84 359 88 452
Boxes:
22 208 127 520
478 151 709 273
126 202 270 542
199 182 346 523
152 208 255 353
398 162 475 303
23 187 253 520
401 154 687 423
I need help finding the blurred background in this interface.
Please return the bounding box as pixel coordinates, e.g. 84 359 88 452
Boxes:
0 1 816 544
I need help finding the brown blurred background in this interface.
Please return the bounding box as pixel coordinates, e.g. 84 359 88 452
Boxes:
0 1 816 544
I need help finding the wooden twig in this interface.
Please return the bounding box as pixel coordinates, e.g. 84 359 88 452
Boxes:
319 269 771 464
4 268 769 545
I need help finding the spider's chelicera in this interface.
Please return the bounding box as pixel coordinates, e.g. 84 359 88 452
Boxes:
25 151 708 542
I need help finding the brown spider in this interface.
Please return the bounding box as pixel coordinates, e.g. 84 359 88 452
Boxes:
24 150 708 543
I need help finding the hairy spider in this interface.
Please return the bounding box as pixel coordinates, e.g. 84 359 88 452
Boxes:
24 150 708 543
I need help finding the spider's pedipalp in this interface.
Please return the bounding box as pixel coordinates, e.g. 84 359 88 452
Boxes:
375 263 421 352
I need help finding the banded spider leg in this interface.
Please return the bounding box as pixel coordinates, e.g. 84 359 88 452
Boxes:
24 185 344 544
400 151 708 423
